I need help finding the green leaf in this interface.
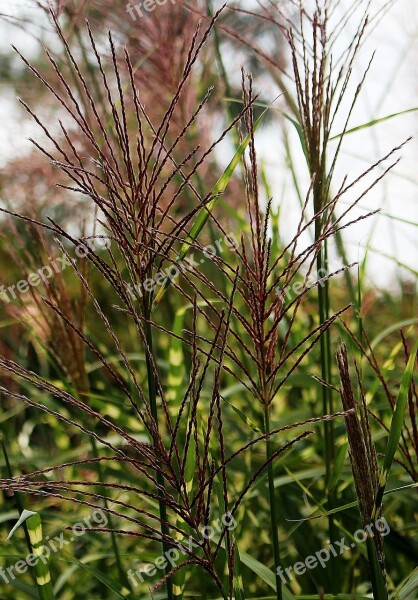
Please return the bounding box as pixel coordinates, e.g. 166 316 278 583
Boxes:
166 299 221 405
369 320 418 352
7 510 37 540
184 433 197 495
330 107 418 140
9 579 39 598
222 396 262 433
282 112 308 163
60 558 129 598
394 567 418 600
328 442 348 492
153 108 269 306
239 551 294 600
8 510 55 600
233 536 246 600
374 337 418 515
0 510 19 524
167 307 188 406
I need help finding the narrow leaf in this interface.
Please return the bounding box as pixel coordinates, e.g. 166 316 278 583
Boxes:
154 108 268 306
374 337 418 515
8 510 55 600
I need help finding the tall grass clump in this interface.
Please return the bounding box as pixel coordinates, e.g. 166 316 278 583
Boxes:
0 2 416 600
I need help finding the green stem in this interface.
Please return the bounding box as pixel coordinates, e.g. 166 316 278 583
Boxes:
365 537 388 600
264 405 283 600
145 315 173 600
74 371 129 592
315 223 337 545
1 432 37 587
89 436 130 591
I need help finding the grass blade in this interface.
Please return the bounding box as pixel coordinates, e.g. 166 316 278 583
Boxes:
153 109 268 306
394 567 418 600
373 337 418 515
233 537 245 600
8 510 55 600
61 558 129 598
330 107 418 140
238 551 294 600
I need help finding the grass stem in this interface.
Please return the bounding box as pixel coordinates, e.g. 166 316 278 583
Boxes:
264 405 283 600
145 313 174 600
316 227 337 544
